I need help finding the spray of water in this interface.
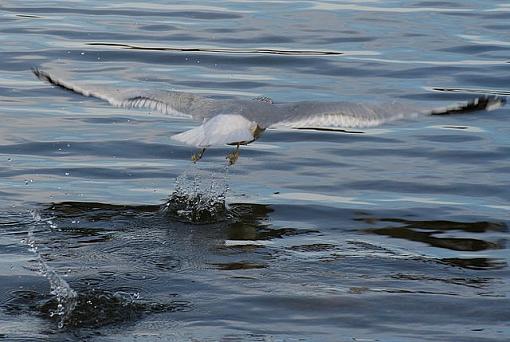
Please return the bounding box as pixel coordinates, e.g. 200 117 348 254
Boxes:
27 209 77 329
160 162 230 223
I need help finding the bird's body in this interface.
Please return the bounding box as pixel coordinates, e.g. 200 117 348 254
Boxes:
33 68 505 163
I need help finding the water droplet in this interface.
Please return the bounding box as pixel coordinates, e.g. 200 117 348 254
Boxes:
65 172 70 176
161 166 229 223
27 210 78 329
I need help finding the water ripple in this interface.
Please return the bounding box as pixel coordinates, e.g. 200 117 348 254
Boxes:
1 0 510 340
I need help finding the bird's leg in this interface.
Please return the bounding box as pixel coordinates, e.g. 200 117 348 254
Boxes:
226 144 241 166
191 148 206 163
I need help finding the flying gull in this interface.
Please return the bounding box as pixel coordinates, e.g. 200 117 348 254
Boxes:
33 68 505 164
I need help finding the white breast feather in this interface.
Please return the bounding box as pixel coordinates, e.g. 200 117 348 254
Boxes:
171 114 256 147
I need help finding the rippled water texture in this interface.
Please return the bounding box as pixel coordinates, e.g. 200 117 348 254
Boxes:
1 1 510 341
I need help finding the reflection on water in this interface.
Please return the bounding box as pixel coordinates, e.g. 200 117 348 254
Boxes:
1 198 509 339
1 196 306 329
370 217 507 233
442 257 507 270
88 42 349 56
368 226 503 251
362 216 507 269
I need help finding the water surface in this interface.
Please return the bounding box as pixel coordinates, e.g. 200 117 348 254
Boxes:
0 1 509 341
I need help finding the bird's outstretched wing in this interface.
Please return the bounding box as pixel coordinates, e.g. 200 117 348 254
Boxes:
266 97 505 129
33 68 505 147
33 68 276 146
32 68 260 121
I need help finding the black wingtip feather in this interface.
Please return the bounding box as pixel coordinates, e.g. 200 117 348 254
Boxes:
431 96 506 115
32 67 44 81
31 67 82 95
32 67 54 85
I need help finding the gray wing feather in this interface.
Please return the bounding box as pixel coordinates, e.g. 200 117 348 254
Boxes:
265 101 418 128
32 68 244 120
264 97 505 129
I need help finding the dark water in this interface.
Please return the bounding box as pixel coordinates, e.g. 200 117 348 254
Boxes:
1 1 510 341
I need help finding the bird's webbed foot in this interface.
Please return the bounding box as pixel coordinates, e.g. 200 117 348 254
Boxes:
191 148 206 163
226 144 240 166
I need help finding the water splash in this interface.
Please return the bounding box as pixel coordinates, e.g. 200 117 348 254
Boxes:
27 209 77 329
160 162 229 224
4 287 189 329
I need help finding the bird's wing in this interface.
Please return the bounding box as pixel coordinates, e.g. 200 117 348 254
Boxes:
267 97 505 129
33 68 273 147
32 68 248 121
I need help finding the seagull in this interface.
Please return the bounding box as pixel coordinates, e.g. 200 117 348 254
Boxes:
33 68 505 165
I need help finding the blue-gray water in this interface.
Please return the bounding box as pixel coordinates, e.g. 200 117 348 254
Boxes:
1 1 509 341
